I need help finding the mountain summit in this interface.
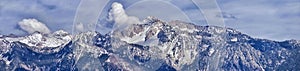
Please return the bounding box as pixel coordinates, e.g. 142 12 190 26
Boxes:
0 17 299 71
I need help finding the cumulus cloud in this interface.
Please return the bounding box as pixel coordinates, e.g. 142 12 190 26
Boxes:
18 19 51 34
108 2 141 29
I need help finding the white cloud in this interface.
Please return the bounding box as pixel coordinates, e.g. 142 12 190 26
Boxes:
108 2 141 29
18 19 51 34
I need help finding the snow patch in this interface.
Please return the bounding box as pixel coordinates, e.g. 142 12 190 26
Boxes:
17 30 72 53
120 27 150 44
231 37 238 42
208 48 215 56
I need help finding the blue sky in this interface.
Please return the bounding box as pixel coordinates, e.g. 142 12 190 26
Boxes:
0 0 299 41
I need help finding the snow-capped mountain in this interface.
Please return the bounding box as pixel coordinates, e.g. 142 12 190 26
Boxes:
0 17 299 71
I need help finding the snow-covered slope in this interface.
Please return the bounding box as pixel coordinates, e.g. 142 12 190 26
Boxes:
0 17 299 71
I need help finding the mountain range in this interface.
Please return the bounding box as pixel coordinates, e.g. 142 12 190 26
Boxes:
0 17 299 71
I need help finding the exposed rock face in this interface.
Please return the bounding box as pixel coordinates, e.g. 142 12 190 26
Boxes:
0 17 299 71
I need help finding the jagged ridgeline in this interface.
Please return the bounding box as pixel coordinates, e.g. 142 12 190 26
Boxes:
0 17 299 71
